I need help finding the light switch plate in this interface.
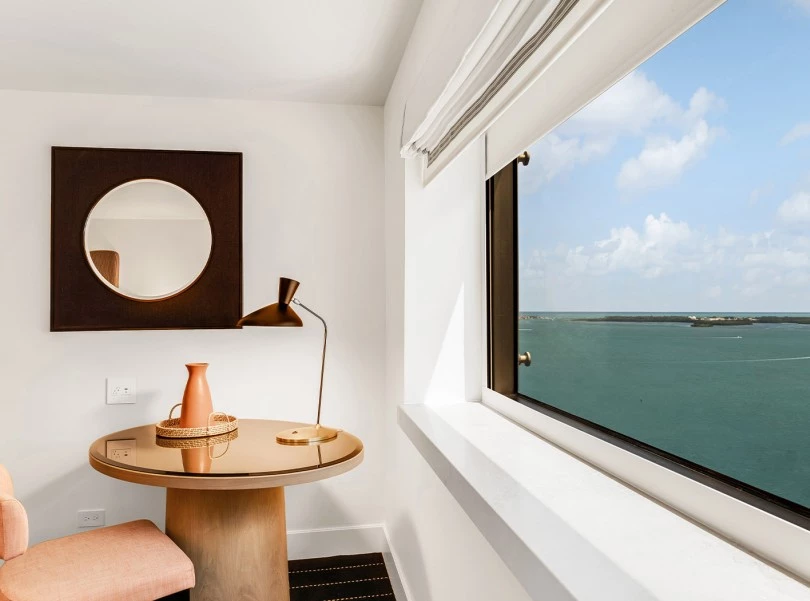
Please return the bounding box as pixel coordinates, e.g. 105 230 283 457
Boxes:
105 439 137 465
106 377 136 404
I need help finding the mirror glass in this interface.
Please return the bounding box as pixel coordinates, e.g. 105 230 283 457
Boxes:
84 179 213 301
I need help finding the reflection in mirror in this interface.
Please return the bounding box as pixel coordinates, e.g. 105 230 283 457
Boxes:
84 179 212 301
89 250 120 287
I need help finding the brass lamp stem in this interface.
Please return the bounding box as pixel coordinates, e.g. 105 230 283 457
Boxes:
291 298 326 426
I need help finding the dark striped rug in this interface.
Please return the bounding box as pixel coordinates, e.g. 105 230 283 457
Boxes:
289 552 396 601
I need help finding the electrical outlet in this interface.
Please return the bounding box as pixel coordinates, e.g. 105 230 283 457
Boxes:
106 377 136 404
78 509 105 528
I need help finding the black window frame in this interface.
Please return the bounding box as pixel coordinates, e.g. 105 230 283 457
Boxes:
486 156 810 531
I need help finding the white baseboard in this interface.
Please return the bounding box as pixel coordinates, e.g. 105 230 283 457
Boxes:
382 525 413 601
286 523 411 601
287 524 389 560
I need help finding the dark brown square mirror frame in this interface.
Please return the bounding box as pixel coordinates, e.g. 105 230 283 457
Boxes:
51 147 242 331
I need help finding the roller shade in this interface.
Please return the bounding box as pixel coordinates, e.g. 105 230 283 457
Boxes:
400 0 564 158
486 0 725 178
400 0 724 184
399 0 504 155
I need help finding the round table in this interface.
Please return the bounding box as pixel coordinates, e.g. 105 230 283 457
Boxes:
89 419 363 601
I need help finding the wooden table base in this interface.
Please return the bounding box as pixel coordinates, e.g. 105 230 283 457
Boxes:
166 487 289 601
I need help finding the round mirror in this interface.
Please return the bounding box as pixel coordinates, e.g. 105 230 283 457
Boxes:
83 179 213 301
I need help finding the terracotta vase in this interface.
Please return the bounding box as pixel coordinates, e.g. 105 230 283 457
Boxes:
179 363 213 429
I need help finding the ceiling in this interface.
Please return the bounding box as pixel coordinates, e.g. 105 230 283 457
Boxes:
0 0 423 105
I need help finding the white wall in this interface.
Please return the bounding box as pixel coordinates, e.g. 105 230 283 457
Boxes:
402 144 484 408
383 1 533 599
0 89 386 545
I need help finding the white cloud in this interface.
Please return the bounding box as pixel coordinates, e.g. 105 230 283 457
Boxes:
523 209 810 310
784 271 810 287
616 120 720 191
780 122 810 145
559 71 680 138
743 248 810 269
523 71 724 193
596 213 693 276
530 211 810 283
520 250 546 279
522 134 612 188
706 285 723 299
777 192 810 223
714 227 739 248
559 73 723 139
749 184 773 205
562 213 696 278
789 0 810 14
684 87 726 124
739 253 810 297
749 230 774 249
523 206 810 309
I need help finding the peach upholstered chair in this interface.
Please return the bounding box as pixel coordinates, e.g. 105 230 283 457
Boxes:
0 465 194 601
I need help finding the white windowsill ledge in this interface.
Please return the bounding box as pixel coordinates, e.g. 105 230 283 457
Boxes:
398 402 809 601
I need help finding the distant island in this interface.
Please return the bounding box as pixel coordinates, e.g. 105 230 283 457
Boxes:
567 315 810 327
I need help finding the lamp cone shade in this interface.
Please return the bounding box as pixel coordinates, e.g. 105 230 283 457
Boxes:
237 276 339 445
237 277 303 327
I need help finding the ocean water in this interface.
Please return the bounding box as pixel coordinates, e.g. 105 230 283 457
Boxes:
517 313 810 508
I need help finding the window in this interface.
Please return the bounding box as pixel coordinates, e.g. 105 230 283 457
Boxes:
487 0 809 528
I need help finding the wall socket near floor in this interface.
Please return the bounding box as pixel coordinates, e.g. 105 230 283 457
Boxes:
78 509 105 528
106 377 136 404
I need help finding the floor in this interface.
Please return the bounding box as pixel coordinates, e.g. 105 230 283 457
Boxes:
289 553 396 601
160 553 396 601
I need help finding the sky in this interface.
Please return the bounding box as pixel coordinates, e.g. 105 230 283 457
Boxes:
518 0 810 313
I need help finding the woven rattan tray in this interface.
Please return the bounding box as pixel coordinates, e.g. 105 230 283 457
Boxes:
156 403 238 439
155 428 239 449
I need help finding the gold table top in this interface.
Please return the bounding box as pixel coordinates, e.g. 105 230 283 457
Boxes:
89 419 363 490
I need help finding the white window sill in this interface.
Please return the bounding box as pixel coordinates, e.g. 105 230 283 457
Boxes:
398 402 810 601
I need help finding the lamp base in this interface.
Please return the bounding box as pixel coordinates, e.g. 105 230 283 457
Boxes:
276 424 340 445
